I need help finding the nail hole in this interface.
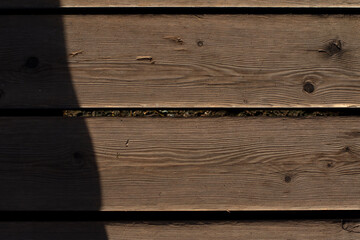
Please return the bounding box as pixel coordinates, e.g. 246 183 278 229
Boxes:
303 82 315 94
25 57 39 69
327 162 334 168
284 175 291 183
343 146 350 152
197 40 204 47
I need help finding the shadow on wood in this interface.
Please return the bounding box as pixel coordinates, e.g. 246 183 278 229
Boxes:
0 1 107 239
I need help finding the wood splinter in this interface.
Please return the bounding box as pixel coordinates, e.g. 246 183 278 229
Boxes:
136 56 153 61
163 36 184 44
69 50 83 57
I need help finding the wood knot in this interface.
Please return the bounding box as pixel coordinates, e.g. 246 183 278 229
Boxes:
72 152 85 167
284 175 292 183
303 82 315 94
342 220 360 233
73 152 82 159
25 57 39 69
319 39 343 56
327 161 334 168
343 146 351 152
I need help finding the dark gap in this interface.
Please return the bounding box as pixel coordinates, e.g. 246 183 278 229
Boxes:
2 7 360 15
0 211 359 221
62 108 360 118
1 108 360 117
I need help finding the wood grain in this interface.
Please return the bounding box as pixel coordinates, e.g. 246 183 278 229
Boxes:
2 15 360 108
0 220 359 240
2 117 360 211
2 0 360 8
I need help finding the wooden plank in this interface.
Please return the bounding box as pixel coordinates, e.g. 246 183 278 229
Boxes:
0 220 358 240
1 117 360 211
2 15 360 108
2 0 360 8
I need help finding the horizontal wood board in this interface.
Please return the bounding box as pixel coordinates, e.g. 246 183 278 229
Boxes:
2 0 360 8
1 117 360 210
2 15 360 108
0 220 359 240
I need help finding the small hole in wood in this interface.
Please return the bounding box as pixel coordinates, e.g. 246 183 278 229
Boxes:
197 40 204 47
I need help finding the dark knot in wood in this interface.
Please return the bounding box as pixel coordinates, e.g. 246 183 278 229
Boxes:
303 82 315 94
72 152 85 167
319 39 343 56
284 175 292 183
25 57 39 69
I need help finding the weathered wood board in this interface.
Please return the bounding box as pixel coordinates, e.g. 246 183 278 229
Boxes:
0 220 358 240
1 117 360 211
1 15 360 108
2 0 360 8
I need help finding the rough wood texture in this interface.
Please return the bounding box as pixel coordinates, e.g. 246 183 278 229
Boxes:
1 117 360 211
2 15 360 108
2 0 360 8
0 220 359 240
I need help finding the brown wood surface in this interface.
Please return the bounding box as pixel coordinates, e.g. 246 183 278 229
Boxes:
0 220 359 240
2 0 360 8
2 15 360 108
1 117 360 211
